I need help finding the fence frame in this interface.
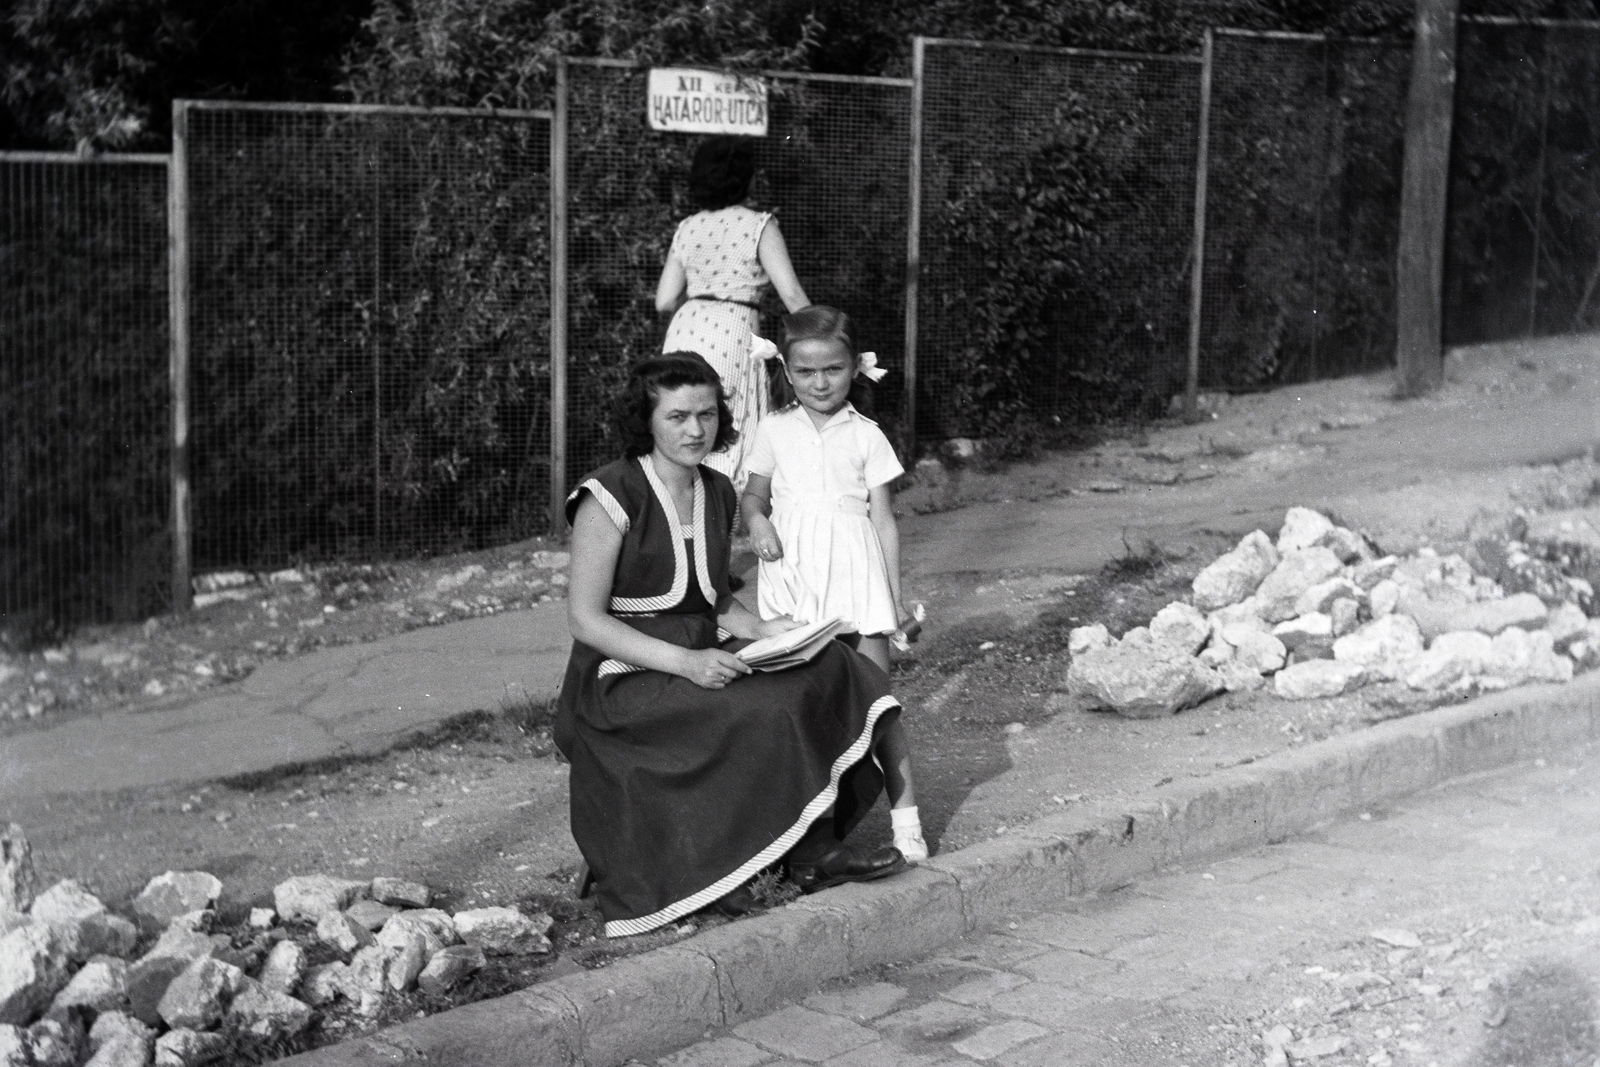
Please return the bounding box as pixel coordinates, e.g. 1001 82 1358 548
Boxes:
1186 30 1215 419
167 98 553 611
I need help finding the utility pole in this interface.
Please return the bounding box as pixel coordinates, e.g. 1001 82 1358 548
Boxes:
1394 0 1459 397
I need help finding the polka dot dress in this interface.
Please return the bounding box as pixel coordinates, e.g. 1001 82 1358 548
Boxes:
663 206 774 493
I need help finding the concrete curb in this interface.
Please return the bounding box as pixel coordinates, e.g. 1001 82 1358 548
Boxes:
278 672 1600 1066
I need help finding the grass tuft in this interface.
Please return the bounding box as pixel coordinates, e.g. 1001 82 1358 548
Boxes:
1103 529 1169 580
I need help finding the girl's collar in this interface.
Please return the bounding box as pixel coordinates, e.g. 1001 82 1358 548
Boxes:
789 401 856 426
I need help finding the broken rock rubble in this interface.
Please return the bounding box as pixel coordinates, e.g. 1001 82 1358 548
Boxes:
1068 507 1598 715
0 827 554 1064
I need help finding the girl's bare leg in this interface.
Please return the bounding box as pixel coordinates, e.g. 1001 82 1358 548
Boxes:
858 636 928 859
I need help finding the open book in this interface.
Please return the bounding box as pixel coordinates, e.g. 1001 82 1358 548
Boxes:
734 617 852 672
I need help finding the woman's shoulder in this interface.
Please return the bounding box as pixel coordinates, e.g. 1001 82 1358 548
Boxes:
581 455 643 486
567 457 647 525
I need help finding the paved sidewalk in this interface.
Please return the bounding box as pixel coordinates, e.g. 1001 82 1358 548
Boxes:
650 751 1600 1067
1 607 572 797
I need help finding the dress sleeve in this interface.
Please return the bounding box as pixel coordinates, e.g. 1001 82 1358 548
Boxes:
751 210 773 251
860 423 905 490
564 463 635 533
668 217 691 263
744 418 778 480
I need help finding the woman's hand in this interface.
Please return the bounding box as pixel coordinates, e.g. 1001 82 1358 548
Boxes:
678 648 753 690
752 525 783 563
757 616 803 638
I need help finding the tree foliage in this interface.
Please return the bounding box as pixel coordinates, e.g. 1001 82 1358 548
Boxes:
1 0 368 151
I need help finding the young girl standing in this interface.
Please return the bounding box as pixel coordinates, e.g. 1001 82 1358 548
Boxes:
741 306 927 862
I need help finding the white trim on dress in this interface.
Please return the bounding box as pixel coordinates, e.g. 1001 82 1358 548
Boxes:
603 693 901 938
609 456 693 614
570 479 630 535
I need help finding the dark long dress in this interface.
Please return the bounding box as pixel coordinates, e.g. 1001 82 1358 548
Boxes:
556 455 898 936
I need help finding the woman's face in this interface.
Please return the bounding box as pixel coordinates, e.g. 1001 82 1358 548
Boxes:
649 384 720 469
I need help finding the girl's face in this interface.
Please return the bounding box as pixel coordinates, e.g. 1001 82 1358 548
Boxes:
649 383 720 469
785 339 855 418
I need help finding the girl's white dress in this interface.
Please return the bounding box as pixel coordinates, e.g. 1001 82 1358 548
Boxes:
662 205 774 494
746 403 904 635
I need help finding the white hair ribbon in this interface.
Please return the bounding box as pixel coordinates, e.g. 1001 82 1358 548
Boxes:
856 351 888 383
750 335 780 362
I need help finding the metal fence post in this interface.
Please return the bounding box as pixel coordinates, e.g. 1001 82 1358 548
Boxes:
904 37 925 453
1185 30 1214 421
168 101 193 612
1526 34 1551 336
550 58 570 536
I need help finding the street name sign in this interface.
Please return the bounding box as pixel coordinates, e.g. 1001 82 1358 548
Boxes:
647 68 768 136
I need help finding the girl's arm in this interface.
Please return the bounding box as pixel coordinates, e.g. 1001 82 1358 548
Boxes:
568 496 750 689
717 592 799 640
757 221 811 313
655 254 688 316
868 483 903 618
740 473 783 561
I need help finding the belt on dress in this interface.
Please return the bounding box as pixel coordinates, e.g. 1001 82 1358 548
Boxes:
782 496 872 516
688 295 762 310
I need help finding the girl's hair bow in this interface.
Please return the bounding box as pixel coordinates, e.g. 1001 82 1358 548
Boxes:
750 335 780 362
856 351 887 383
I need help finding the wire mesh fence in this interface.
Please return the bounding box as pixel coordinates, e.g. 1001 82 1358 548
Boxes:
10 23 1600 643
558 60 912 486
1200 30 1411 392
179 102 552 573
1 154 171 641
915 40 1202 440
1447 19 1600 344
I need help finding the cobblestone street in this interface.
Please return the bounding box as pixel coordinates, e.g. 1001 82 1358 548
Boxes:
652 746 1600 1067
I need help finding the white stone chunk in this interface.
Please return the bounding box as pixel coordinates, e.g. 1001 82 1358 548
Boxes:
256 940 304 996
1276 507 1335 553
1066 624 1112 657
1256 548 1345 623
1148 602 1209 655
1273 660 1367 699
452 907 553 956
1192 531 1279 611
50 956 129 1015
1333 615 1425 681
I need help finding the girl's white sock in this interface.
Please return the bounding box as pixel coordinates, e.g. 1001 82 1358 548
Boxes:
890 806 928 861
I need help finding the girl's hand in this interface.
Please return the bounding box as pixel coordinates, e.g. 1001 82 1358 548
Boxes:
679 648 752 690
757 617 803 638
752 527 783 562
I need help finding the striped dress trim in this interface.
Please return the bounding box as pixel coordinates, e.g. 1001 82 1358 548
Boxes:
608 454 710 614
569 479 630 535
603 693 900 938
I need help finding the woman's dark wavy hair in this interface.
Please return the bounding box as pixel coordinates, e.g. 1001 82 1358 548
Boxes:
613 353 737 458
767 304 877 417
689 136 756 211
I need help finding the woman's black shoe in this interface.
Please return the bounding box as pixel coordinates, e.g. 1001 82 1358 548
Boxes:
788 844 906 894
709 884 756 917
